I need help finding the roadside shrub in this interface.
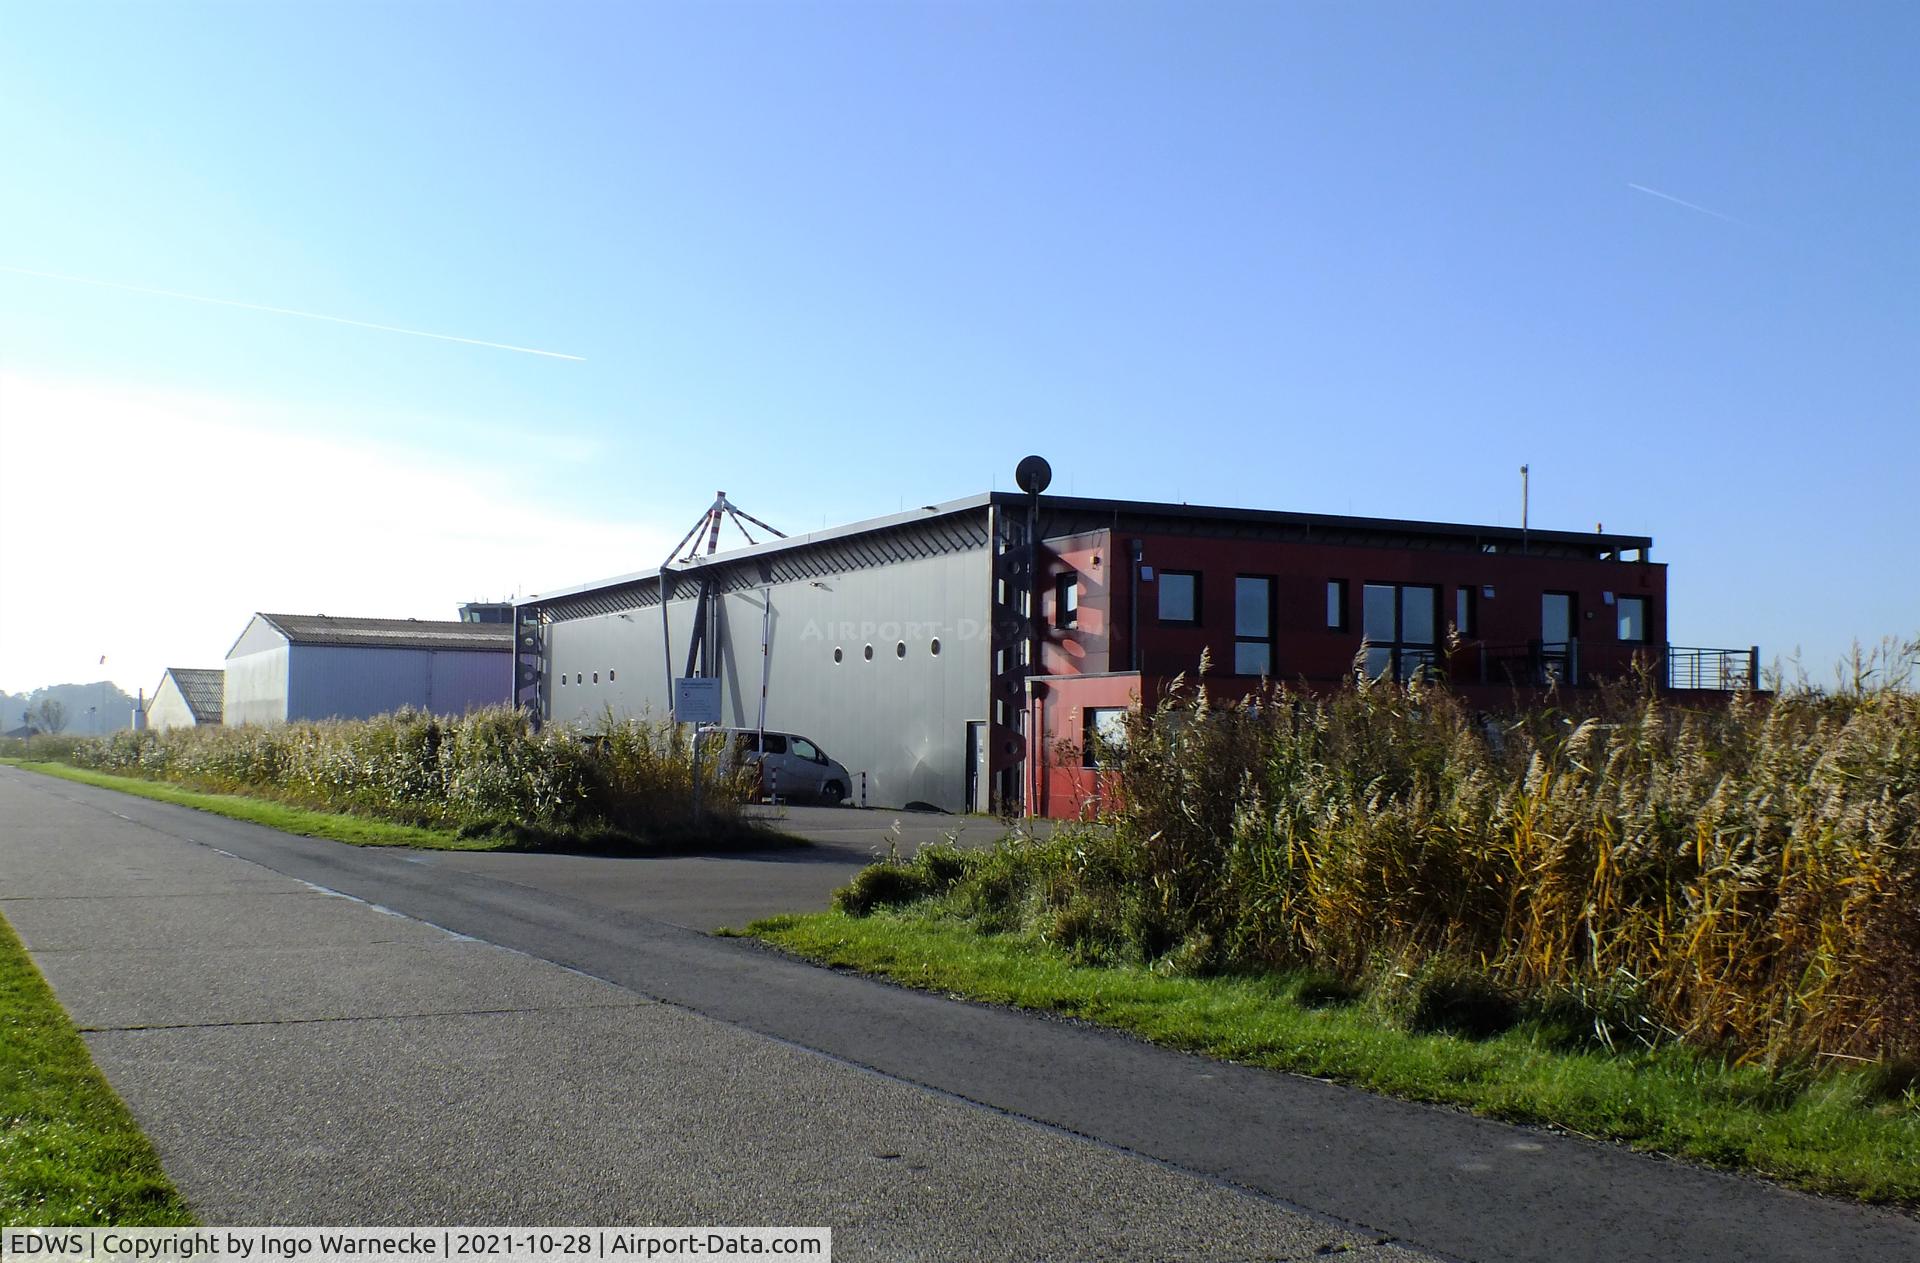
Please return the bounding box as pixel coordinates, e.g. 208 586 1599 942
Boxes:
58 707 755 850
835 862 937 915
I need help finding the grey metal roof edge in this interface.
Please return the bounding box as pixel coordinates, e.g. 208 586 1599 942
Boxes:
518 493 998 608
982 492 1656 553
518 488 1657 613
249 614 513 649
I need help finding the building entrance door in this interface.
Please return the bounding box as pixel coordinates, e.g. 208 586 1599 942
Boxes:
966 722 988 814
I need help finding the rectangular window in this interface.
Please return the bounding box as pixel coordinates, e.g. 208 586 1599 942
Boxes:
1326 579 1348 630
1233 576 1274 676
1083 707 1130 768
1455 586 1476 637
1055 574 1079 629
1158 570 1199 623
1360 583 1441 682
1617 596 1648 643
1542 592 1575 645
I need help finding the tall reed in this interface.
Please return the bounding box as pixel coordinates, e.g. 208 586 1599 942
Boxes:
888 644 1920 1066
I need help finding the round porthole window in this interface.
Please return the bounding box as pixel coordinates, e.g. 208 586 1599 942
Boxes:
833 647 843 664
608 669 616 681
930 638 941 656
895 641 906 659
575 673 583 685
592 672 599 684
863 644 874 661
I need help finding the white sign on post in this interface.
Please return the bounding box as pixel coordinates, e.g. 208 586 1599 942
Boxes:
673 677 722 725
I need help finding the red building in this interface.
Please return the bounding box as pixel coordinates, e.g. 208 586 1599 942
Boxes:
1014 497 1755 819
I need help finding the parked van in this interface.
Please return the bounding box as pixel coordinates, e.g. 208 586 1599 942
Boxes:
722 729 853 805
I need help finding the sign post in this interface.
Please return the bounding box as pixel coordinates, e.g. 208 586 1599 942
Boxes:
673 678 723 817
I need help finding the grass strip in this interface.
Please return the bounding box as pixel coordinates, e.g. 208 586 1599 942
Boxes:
0 911 194 1226
4 761 500 851
742 907 1920 1205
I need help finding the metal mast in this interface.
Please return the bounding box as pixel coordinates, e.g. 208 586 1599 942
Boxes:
660 492 787 719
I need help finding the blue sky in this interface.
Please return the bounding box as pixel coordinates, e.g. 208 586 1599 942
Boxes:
2 1 1914 694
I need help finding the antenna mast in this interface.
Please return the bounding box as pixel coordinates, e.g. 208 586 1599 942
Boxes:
660 493 787 719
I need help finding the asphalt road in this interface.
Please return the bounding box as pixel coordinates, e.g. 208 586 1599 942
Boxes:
5 767 1917 1261
426 804 1021 931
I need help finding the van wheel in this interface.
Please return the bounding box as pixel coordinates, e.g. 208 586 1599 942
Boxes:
821 779 846 805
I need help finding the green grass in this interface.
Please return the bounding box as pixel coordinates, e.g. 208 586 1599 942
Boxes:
742 907 1920 1205
4 761 503 850
0 911 194 1226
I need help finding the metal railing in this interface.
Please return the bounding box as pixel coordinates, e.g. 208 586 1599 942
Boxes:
1476 642 1759 692
1666 645 1760 692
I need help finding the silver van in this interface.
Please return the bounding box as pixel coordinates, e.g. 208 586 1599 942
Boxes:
724 729 852 805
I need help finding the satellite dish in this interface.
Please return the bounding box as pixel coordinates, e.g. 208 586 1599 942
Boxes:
1014 455 1053 496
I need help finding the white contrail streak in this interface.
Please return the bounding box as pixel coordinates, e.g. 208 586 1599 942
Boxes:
0 264 586 361
1626 183 1746 227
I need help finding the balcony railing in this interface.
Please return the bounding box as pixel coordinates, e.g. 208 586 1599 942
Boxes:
1476 642 1758 692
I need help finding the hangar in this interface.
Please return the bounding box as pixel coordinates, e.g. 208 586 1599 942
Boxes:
224 612 511 725
513 485 1756 816
144 667 224 731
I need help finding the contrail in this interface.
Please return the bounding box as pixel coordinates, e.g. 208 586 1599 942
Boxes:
0 264 586 361
1626 183 1747 227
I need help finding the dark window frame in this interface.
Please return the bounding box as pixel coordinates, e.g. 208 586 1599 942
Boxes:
1542 590 1579 645
1455 585 1476 638
1157 569 1202 626
1232 573 1276 677
1360 581 1443 683
1326 579 1349 632
1054 573 1080 629
1082 706 1130 769
1616 595 1651 644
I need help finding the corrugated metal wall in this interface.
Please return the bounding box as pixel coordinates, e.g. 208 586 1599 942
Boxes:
224 644 291 725
545 547 991 810
144 677 200 732
285 646 510 721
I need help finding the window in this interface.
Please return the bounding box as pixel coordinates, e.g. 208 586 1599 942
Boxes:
1542 592 1575 645
930 638 941 656
1055 574 1080 629
761 734 788 755
833 647 843 663
1361 583 1441 682
1617 596 1649 643
1455 587 1476 637
1326 580 1348 631
863 644 874 661
896 641 906 658
1083 707 1129 768
1234 576 1274 676
608 670 616 681
791 736 823 763
1158 570 1199 623
592 672 599 684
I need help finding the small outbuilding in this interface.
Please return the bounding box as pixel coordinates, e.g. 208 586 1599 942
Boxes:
146 668 224 732
223 613 511 725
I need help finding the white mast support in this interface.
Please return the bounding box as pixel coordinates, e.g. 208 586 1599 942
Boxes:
658 493 789 718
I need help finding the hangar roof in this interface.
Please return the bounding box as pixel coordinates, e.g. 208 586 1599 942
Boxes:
519 490 1656 615
160 667 225 725
252 613 513 653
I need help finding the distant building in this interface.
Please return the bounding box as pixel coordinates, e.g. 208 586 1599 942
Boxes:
458 601 515 624
223 613 511 725
145 668 225 732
